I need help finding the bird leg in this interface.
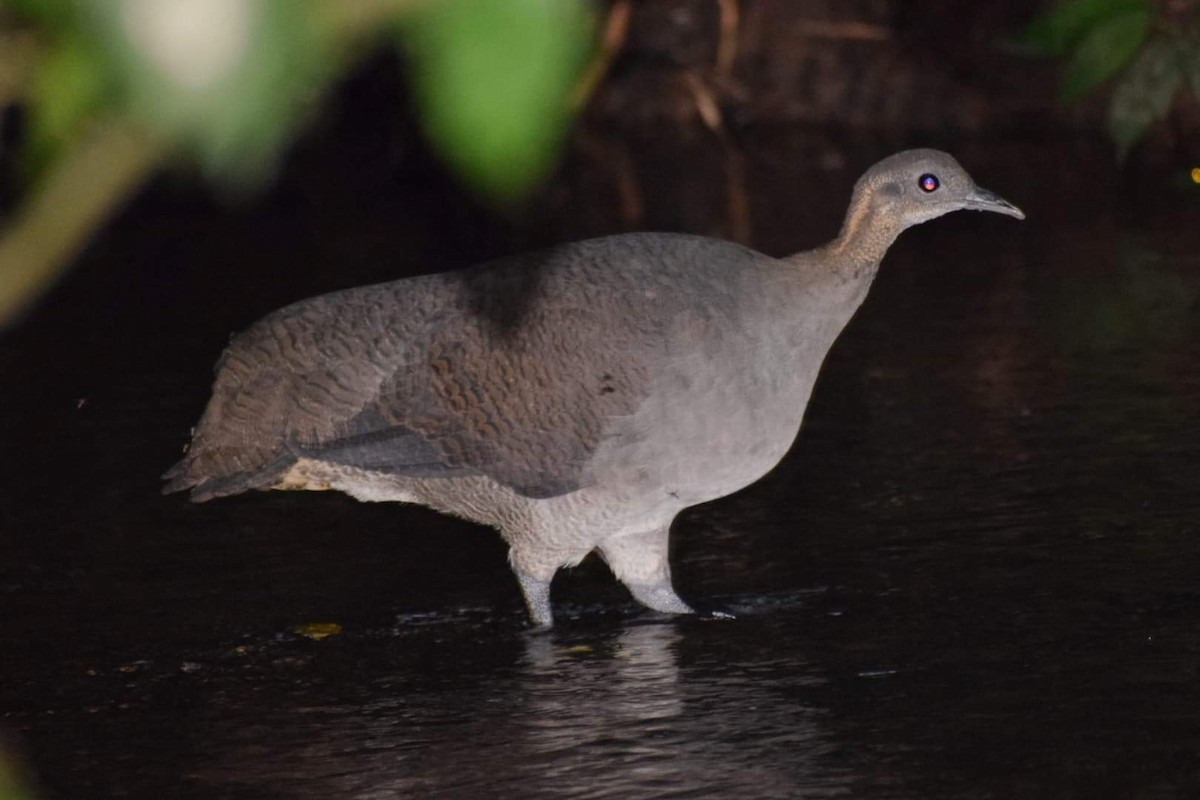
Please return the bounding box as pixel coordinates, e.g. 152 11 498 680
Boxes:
515 570 554 628
626 581 695 615
598 524 694 616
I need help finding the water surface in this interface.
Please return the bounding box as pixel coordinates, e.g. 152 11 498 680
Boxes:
2 136 1198 798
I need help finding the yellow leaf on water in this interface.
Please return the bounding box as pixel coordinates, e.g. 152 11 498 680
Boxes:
293 622 343 641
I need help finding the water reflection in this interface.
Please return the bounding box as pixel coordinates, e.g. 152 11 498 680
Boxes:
521 623 685 727
188 617 840 799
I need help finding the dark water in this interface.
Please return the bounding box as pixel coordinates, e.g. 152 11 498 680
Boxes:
2 133 1199 799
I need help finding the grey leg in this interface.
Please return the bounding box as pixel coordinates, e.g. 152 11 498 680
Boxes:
516 570 554 628
626 580 695 615
598 525 694 617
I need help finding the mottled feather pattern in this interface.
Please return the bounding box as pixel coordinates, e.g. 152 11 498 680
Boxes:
165 234 758 501
163 151 1025 625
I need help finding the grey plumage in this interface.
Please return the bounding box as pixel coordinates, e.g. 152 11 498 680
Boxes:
164 149 1023 626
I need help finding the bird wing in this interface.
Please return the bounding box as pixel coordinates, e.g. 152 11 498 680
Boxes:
165 244 668 501
325 253 660 499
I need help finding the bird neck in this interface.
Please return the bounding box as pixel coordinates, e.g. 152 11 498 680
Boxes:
819 182 907 281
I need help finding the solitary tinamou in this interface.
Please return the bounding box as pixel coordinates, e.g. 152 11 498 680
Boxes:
164 149 1023 626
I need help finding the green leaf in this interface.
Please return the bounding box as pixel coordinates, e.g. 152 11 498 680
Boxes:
1061 8 1151 103
27 32 114 173
1015 0 1148 57
3 0 76 27
87 0 337 189
1108 35 1184 156
400 0 594 203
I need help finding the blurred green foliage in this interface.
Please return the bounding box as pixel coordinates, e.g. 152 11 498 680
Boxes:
1108 34 1188 155
27 24 113 174
0 743 37 800
5 0 594 192
1016 0 1148 67
1015 0 1200 156
0 0 596 329
93 0 335 188
1054 238 1199 353
401 0 592 201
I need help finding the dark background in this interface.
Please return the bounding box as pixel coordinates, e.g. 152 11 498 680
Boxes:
2 2 1199 798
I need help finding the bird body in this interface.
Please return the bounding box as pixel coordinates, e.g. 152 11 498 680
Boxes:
165 150 1023 625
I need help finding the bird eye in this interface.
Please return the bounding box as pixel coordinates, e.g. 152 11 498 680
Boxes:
918 173 939 193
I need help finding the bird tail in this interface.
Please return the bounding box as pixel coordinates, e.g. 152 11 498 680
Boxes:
161 451 292 502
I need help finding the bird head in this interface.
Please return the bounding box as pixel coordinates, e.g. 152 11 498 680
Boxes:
856 149 1025 230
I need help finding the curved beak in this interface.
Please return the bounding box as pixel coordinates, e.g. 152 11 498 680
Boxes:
965 186 1025 220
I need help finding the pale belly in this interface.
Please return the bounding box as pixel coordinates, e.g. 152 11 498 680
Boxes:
272 458 673 557
585 349 818 508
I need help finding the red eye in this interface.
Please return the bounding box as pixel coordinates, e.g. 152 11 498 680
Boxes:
919 173 939 193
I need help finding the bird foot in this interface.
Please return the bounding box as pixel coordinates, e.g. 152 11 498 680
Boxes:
627 581 694 616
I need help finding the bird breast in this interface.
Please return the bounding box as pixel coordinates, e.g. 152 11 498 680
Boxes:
586 310 833 508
